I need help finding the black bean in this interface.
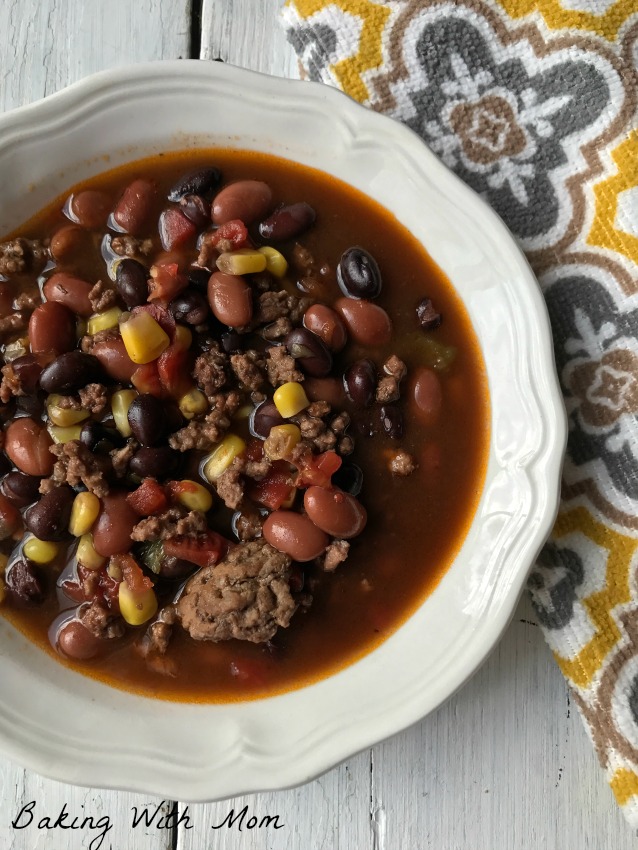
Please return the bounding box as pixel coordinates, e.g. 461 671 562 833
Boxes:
187 267 211 290
25 485 75 541
158 555 197 580
127 394 167 447
169 289 210 325
39 352 104 394
221 331 245 354
115 258 149 309
16 395 46 419
5 559 46 606
1 472 42 508
416 298 442 331
337 247 382 300
344 359 377 408
332 462 363 496
129 447 180 480
379 405 404 439
167 168 222 202
0 454 11 478
284 328 332 378
79 421 125 454
258 202 316 242
250 401 285 440
179 194 210 229
11 354 43 394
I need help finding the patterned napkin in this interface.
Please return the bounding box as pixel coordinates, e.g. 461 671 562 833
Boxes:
281 0 638 823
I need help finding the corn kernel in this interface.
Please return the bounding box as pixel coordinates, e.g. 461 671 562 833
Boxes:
69 492 101 537
281 487 297 509
264 424 301 460
202 434 247 482
258 246 288 278
178 388 208 420
232 403 253 421
273 382 309 418
107 560 123 582
119 583 158 626
216 249 267 276
174 480 213 513
174 324 193 350
46 394 90 428
76 534 107 571
48 424 83 444
0 553 9 576
111 389 138 437
23 537 59 565
120 311 170 364
0 577 5 605
87 306 122 335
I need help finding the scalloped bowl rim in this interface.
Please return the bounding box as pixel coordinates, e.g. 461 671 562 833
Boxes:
0 61 566 801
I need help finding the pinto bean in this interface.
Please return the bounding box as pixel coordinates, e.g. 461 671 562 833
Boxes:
92 491 139 557
258 202 316 241
304 486 367 538
25 485 75 541
50 225 90 263
70 190 111 230
303 304 347 352
92 336 137 383
411 367 442 427
57 619 101 660
207 272 253 327
212 180 273 225
43 272 93 317
39 351 104 394
303 376 346 408
335 298 392 347
113 179 157 236
28 301 77 354
262 510 328 562
4 418 54 476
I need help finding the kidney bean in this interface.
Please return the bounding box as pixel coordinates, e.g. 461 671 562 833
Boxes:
127 394 166 446
129 446 180 480
259 202 316 241
250 401 286 440
304 486 367 539
115 258 149 308
70 190 111 230
57 619 101 660
332 462 363 497
303 376 346 408
39 351 103 394
92 336 137 383
43 272 93 317
335 298 392 347
4 418 54 476
10 354 44 394
80 421 125 454
50 224 90 263
208 272 253 327
416 297 442 331
1 471 42 508
284 327 332 377
379 405 404 439
169 288 209 325
28 301 77 354
25 485 75 541
5 559 46 606
411 367 442 427
168 167 222 202
303 304 347 352
179 194 210 228
337 247 382 299
0 492 22 540
113 179 157 235
159 208 197 251
344 359 377 408
92 491 139 557
212 180 273 226
262 510 328 562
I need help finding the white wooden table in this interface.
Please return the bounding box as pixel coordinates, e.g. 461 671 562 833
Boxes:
0 2 634 847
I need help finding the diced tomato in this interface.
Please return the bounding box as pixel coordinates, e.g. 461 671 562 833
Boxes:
244 438 264 463
248 461 294 510
113 553 154 593
61 565 120 612
159 209 197 252
126 479 168 516
163 530 230 569
147 262 188 303
132 303 176 339
99 570 121 612
131 360 164 396
157 342 194 398
295 450 342 489
209 219 248 251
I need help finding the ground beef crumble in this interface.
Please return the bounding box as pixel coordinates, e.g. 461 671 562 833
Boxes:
14 291 40 311
110 439 138 478
89 280 120 313
0 312 27 335
266 344 304 387
131 507 208 542
215 456 245 510
321 539 350 572
389 449 417 476
193 345 228 398
40 440 110 497
81 326 120 354
293 402 352 455
110 235 153 257
177 540 299 643
234 510 264 541
0 363 24 403
79 383 109 414
254 290 312 326
77 599 125 640
169 391 242 451
0 238 48 276
230 350 267 391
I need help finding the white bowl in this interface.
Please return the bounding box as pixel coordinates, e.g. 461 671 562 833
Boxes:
0 61 566 800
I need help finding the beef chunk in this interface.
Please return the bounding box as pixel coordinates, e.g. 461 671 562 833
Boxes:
131 507 207 542
215 456 245 510
376 376 400 403
41 440 110 497
389 449 417 476
110 235 153 257
266 344 303 387
384 354 407 381
194 345 228 398
0 238 48 276
77 600 125 640
230 350 267 391
322 539 350 572
177 541 299 643
89 280 120 313
169 391 242 451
